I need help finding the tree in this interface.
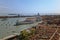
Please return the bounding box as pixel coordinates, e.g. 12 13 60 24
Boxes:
30 27 36 35
19 30 30 40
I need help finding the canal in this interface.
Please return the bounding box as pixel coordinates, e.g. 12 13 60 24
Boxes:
0 17 40 39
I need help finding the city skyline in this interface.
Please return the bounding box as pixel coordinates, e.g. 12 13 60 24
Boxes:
0 0 60 16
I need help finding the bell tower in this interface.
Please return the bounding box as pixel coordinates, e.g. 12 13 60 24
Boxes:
36 13 41 21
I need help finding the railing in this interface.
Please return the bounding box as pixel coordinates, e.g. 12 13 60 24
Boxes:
49 28 58 40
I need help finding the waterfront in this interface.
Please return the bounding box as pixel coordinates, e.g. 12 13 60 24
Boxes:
0 17 39 39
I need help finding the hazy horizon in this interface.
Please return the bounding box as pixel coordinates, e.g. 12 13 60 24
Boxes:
0 0 60 16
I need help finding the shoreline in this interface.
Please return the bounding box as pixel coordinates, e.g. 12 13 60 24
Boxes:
0 16 33 18
0 16 20 18
1 21 42 40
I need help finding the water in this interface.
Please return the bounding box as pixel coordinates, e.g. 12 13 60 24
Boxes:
0 17 39 39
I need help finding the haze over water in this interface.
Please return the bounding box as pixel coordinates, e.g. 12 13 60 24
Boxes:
0 0 60 16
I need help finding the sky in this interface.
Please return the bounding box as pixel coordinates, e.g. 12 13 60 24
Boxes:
0 0 60 16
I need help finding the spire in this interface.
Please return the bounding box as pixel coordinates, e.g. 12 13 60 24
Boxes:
37 13 40 16
36 13 41 21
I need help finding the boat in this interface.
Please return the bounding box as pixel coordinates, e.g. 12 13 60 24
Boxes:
14 18 36 26
14 20 34 26
14 17 41 26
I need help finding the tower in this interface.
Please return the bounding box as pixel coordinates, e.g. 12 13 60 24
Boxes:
36 13 41 22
